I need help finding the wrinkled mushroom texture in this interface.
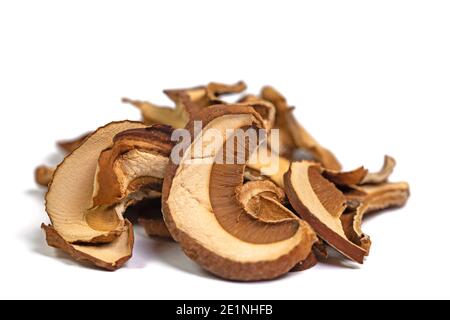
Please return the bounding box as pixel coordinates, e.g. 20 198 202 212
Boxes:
35 165 55 187
163 105 317 281
45 121 146 244
57 132 91 154
92 124 174 208
42 220 134 271
361 155 396 185
284 161 367 263
261 86 342 171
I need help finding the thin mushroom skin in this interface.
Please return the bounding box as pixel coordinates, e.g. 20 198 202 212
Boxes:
162 105 317 281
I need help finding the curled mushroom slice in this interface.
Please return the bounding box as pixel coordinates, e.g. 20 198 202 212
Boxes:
42 220 134 271
206 81 247 104
92 124 174 208
261 86 342 170
341 182 410 254
361 155 396 185
163 105 317 281
284 161 367 263
35 165 55 187
323 166 368 186
122 98 189 129
45 121 146 245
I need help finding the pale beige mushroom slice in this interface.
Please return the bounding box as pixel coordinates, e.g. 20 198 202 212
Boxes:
261 86 342 170
284 161 367 263
44 121 146 245
42 220 134 271
163 105 317 281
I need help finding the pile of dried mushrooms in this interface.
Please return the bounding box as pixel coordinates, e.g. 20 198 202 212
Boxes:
35 81 409 281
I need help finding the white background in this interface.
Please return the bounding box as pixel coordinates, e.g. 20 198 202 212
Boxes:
0 0 449 300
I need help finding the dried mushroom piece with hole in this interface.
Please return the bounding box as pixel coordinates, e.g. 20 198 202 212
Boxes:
162 105 317 281
284 161 367 263
35 165 55 187
42 220 134 271
43 121 146 269
92 124 174 208
261 86 341 170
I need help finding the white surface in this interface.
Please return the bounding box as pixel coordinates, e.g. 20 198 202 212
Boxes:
0 0 449 300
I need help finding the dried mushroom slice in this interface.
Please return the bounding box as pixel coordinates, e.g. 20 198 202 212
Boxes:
125 81 247 128
361 155 396 185
35 165 55 187
92 124 174 208
345 182 410 215
261 86 341 170
45 121 146 244
322 166 368 186
163 105 317 281
122 98 189 129
42 220 134 271
341 182 410 253
131 199 172 239
284 161 367 263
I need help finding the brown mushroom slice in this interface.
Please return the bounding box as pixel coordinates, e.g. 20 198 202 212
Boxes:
261 86 341 170
165 81 247 111
163 105 317 281
122 98 189 128
123 197 171 239
45 121 146 244
345 182 410 215
91 125 174 208
35 165 55 187
284 161 367 263
206 81 247 104
361 155 396 185
341 181 410 254
322 166 369 186
41 220 134 271
57 132 91 154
